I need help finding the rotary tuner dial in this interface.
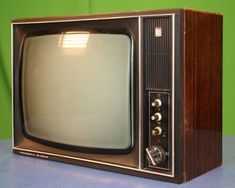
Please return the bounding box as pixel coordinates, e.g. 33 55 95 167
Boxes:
146 146 166 166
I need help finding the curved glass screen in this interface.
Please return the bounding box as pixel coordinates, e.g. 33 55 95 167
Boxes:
22 32 132 150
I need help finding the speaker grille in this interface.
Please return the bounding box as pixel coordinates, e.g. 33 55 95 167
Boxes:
143 16 172 90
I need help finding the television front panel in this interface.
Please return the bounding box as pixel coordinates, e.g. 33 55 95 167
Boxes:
12 9 223 183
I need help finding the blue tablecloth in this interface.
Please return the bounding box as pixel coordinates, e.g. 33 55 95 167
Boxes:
0 137 234 188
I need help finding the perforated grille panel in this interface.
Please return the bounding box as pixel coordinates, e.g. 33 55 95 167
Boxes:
143 16 172 90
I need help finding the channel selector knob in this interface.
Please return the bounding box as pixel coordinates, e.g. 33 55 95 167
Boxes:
152 126 162 136
151 99 162 108
146 146 166 166
151 113 162 121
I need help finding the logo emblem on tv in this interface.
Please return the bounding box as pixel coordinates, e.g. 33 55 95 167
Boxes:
155 27 162 37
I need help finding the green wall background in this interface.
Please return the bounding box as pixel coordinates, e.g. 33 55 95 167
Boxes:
0 0 234 138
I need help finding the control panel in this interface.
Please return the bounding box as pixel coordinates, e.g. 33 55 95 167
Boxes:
146 91 171 170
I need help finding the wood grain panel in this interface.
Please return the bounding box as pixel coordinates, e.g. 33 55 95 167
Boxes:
182 10 223 182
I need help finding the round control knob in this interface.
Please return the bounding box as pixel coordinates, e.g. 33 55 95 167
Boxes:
151 113 162 121
151 99 162 108
146 146 166 166
152 126 162 136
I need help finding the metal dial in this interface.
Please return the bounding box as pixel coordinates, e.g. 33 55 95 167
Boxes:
151 99 162 108
151 112 162 121
146 146 166 166
152 126 162 136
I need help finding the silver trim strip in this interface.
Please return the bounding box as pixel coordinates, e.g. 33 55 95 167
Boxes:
12 13 175 25
171 14 175 178
13 147 173 177
11 23 14 149
138 17 142 169
12 13 176 178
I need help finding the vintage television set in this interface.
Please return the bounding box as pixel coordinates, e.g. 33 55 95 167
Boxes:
12 9 223 183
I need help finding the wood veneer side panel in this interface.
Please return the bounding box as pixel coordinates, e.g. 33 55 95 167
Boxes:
183 10 223 181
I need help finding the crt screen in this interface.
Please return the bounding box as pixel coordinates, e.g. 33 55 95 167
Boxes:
22 32 132 150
